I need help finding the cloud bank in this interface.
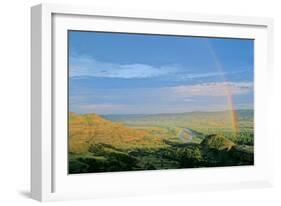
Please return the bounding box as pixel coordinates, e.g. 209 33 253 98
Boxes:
70 56 179 79
170 82 253 97
69 81 253 114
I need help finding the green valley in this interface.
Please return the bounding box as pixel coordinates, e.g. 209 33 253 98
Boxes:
69 110 254 174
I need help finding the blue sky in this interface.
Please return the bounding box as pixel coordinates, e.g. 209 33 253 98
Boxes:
69 31 254 114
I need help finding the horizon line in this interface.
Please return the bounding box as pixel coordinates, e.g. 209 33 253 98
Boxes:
69 108 254 116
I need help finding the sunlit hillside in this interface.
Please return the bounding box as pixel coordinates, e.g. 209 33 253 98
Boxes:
69 112 164 153
68 111 254 174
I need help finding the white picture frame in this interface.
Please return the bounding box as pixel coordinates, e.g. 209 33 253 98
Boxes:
31 3 274 202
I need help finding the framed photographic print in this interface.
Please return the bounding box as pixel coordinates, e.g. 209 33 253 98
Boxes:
31 3 274 201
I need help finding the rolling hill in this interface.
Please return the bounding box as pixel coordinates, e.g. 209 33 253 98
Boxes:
103 109 254 134
69 112 164 153
68 110 254 173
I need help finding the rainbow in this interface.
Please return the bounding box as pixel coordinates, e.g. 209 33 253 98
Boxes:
204 39 240 134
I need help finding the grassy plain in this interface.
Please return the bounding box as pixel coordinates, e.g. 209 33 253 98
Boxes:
69 110 254 174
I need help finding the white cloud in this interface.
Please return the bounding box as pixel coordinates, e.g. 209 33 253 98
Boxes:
179 70 248 80
170 82 253 97
69 82 253 114
187 72 223 79
70 55 250 81
70 56 178 78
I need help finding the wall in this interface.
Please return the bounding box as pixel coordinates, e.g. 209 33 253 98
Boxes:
0 0 280 205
